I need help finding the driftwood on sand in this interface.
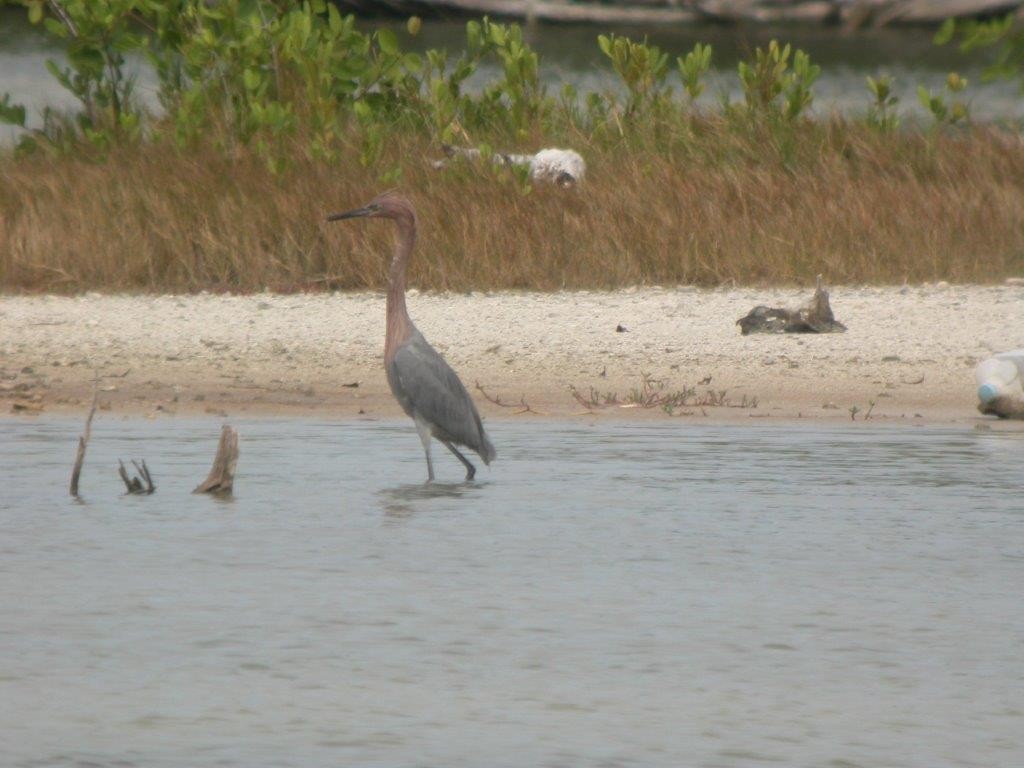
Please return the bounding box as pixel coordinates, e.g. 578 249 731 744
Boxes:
345 0 699 24
340 0 1024 27
842 0 1020 28
119 459 156 494
697 0 1017 26
696 0 837 23
69 384 98 499
737 277 847 335
978 395 1024 420
193 425 239 495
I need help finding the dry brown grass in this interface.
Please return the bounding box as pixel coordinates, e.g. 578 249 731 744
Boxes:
2 122 1023 293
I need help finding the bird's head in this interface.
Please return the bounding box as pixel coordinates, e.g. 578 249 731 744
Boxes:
326 192 415 224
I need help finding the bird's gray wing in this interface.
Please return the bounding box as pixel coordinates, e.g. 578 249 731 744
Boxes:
389 335 493 460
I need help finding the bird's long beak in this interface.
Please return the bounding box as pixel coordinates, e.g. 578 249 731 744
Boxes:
326 206 372 222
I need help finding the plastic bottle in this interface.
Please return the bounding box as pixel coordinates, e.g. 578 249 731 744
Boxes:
975 349 1024 404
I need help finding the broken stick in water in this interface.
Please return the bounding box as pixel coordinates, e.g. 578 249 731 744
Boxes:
193 424 239 495
69 383 99 499
118 459 156 494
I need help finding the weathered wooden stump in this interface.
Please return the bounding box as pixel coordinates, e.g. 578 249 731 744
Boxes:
69 387 98 499
737 276 847 335
193 425 239 495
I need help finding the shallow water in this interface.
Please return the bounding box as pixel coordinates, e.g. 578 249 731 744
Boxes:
1 417 1022 767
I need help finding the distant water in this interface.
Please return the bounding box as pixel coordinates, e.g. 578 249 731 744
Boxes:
1 416 1022 767
2 10 1023 146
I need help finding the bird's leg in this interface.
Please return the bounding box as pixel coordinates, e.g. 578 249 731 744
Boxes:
441 440 476 481
415 418 435 483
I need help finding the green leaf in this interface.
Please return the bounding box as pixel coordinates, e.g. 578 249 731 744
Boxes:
353 99 372 122
934 18 956 46
402 52 422 73
42 17 67 37
243 68 261 91
68 47 106 78
44 59 72 89
487 23 505 47
466 20 482 51
376 28 398 56
327 3 342 33
0 94 26 127
27 0 44 25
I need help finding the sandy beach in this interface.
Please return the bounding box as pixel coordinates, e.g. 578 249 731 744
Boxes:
1 284 1022 425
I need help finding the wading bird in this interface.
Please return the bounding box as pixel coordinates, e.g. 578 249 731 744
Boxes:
327 194 496 482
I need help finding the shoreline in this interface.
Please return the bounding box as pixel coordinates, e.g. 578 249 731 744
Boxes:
2 286 1022 427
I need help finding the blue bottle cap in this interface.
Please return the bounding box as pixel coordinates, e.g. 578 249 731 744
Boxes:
978 383 999 403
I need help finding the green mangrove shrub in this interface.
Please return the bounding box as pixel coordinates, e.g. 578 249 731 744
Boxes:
598 34 670 117
918 72 970 126
145 0 428 169
677 42 713 104
737 40 820 122
866 74 899 131
0 0 983 174
467 17 547 136
935 14 1024 86
2 0 145 151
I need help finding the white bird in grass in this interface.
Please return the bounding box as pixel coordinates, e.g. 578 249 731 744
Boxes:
434 145 586 186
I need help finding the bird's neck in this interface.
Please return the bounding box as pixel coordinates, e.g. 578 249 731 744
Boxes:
385 216 416 358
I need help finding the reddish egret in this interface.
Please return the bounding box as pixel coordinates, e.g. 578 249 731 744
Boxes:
327 193 496 482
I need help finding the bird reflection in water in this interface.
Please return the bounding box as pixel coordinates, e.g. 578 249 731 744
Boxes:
378 480 487 519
